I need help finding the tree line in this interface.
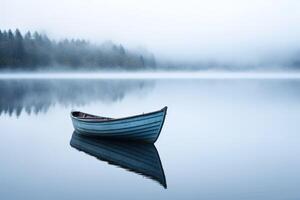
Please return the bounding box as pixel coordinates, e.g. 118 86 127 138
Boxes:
0 29 156 70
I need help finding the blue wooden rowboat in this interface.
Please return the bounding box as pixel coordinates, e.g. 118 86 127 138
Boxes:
70 131 167 188
70 106 167 143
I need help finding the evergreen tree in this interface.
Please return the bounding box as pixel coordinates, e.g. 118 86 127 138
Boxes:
14 29 25 65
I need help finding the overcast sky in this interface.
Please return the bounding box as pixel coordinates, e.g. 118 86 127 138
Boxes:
2 0 300 64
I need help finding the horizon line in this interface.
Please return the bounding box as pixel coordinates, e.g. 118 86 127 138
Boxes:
1 72 300 79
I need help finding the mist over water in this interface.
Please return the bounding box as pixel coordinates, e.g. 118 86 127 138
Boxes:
1 77 300 199
2 1 300 69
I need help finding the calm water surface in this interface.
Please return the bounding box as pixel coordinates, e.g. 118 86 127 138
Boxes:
1 77 300 199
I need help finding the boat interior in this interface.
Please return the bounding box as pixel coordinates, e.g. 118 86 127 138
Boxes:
72 111 113 121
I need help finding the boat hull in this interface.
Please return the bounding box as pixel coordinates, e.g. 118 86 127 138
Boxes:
71 107 167 143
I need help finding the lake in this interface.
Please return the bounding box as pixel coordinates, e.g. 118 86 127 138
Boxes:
1 73 300 199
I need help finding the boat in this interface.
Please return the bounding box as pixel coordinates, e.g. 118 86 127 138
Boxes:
70 106 167 143
70 131 167 188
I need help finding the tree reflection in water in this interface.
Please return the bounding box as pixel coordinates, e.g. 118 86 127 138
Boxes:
0 79 154 116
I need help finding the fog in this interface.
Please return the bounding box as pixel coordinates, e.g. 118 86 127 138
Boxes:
2 0 300 67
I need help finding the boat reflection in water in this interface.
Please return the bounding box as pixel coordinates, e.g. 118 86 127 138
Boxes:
70 131 167 188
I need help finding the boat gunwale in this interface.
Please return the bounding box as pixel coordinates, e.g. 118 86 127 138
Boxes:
71 106 167 123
